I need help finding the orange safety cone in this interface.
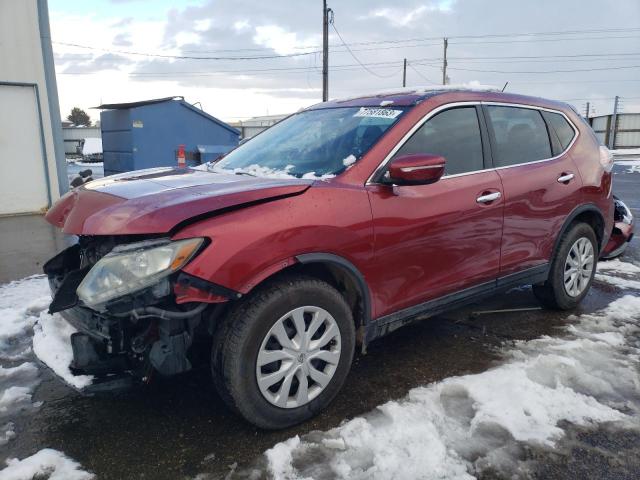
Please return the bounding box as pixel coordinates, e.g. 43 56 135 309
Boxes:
177 144 186 168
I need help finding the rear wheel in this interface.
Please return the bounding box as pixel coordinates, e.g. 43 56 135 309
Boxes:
533 222 598 310
211 275 355 429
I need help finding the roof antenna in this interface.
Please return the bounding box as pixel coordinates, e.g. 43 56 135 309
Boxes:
501 82 509 92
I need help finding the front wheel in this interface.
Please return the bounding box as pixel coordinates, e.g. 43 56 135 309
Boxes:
533 222 598 310
211 275 355 429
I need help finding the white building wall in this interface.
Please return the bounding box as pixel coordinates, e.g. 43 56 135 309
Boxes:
0 0 64 215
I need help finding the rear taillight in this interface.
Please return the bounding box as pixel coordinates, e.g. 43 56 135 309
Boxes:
599 146 614 173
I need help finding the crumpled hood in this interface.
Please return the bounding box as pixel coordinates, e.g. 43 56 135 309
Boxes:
46 167 313 235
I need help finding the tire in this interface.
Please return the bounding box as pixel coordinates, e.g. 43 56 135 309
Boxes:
533 222 598 310
211 274 356 429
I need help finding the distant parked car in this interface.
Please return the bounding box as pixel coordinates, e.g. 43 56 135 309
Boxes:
44 88 614 429
601 196 634 259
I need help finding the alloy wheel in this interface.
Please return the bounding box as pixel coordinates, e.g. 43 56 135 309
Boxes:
256 306 341 408
563 237 595 297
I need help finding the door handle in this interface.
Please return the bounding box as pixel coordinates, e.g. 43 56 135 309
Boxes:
557 173 575 183
476 191 501 204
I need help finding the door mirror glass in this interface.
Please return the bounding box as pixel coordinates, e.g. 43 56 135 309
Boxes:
387 154 446 185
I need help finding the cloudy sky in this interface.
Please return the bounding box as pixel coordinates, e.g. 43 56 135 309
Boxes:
49 0 640 123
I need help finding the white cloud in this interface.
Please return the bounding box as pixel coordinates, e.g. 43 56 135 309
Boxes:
194 18 212 32
233 19 251 33
253 25 317 55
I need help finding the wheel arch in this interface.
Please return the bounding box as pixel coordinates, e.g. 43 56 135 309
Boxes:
294 253 372 340
553 204 606 258
237 252 372 347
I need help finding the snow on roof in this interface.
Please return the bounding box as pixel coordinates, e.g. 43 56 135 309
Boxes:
328 82 499 103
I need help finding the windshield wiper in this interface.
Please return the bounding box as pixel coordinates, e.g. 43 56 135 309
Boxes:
234 171 256 177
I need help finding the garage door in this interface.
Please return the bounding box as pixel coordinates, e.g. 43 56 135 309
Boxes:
0 84 49 215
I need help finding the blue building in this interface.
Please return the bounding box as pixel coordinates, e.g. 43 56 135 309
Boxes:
98 96 239 175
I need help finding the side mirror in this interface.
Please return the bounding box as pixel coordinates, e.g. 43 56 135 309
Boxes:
387 154 446 186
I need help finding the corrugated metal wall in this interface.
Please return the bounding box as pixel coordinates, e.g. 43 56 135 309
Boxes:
589 113 640 149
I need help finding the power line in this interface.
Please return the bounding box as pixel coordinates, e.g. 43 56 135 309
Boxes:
443 64 640 74
407 62 437 84
52 27 640 61
53 41 320 60
330 22 403 78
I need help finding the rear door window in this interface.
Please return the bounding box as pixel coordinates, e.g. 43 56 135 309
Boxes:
486 106 552 167
393 107 484 176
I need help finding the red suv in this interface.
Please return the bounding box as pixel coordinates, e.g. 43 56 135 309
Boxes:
44 89 614 429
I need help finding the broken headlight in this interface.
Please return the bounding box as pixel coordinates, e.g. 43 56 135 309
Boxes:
77 238 204 310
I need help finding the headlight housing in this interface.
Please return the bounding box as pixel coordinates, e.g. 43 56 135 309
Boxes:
77 238 204 310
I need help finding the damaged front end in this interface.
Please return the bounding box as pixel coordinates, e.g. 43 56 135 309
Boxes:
43 236 234 390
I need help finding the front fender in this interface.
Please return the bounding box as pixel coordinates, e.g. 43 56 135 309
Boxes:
172 183 375 307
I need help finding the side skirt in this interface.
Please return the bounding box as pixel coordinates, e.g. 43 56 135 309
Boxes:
366 263 549 342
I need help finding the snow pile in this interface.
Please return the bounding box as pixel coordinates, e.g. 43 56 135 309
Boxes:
32 312 93 389
0 275 93 390
262 268 640 479
0 449 94 480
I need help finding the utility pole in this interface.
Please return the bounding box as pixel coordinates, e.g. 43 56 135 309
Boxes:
322 0 330 102
584 101 590 120
608 95 619 149
442 37 448 85
402 58 407 87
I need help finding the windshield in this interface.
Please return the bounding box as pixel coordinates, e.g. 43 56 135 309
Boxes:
212 106 406 179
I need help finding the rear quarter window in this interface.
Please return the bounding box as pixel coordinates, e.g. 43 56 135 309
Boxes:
544 111 576 151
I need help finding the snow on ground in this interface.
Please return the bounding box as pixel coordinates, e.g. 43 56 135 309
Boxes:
597 258 640 275
596 258 640 290
616 161 640 174
259 264 640 480
0 449 94 480
611 147 640 156
0 277 50 361
32 312 93 389
614 155 640 174
66 161 104 185
0 276 93 390
0 277 49 436
0 278 93 477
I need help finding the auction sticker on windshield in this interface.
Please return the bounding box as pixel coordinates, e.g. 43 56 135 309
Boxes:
353 107 403 119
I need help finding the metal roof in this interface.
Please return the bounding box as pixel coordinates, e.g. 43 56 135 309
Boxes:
94 96 239 136
93 96 184 110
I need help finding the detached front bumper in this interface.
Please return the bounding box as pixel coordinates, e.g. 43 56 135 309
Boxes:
601 197 634 260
